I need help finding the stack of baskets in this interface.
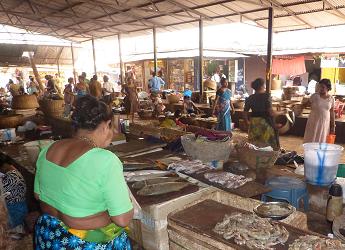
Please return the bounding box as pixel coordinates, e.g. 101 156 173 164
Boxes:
39 98 64 118
0 114 23 129
167 94 180 104
12 95 39 118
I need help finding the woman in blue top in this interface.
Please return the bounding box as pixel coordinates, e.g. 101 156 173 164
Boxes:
213 78 234 131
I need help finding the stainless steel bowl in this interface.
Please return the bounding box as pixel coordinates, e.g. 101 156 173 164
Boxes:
254 202 296 220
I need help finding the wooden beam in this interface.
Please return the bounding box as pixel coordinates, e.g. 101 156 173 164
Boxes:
266 7 273 93
117 34 125 84
153 27 157 74
323 0 345 21
92 37 97 75
70 43 77 84
199 19 203 98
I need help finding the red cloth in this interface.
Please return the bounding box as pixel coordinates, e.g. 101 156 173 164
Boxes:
272 56 306 75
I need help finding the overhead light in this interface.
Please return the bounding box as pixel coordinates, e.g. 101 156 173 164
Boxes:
22 51 34 57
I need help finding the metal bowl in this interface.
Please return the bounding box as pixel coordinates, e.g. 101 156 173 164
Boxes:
253 202 296 220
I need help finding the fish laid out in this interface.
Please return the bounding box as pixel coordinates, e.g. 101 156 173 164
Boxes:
137 182 190 196
204 172 252 189
132 177 182 189
168 160 212 174
213 212 289 250
123 162 156 171
125 170 171 182
289 235 345 250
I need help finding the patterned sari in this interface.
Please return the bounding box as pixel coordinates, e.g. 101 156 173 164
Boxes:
248 117 279 150
215 88 232 131
35 214 131 250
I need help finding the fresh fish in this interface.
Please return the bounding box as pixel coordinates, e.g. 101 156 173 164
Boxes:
123 163 155 171
137 182 190 196
126 172 171 182
132 177 182 189
124 170 170 178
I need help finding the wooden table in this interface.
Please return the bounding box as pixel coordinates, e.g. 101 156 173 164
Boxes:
107 139 167 157
168 199 320 250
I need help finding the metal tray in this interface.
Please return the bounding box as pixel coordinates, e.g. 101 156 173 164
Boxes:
254 202 296 220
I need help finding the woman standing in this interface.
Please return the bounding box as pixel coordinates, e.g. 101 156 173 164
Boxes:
243 78 280 150
75 75 89 99
304 78 335 143
213 78 234 131
34 95 133 249
123 77 138 123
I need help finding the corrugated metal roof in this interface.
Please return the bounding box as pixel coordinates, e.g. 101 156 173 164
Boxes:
0 0 345 42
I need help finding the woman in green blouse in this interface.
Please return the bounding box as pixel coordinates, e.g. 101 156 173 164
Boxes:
34 95 133 249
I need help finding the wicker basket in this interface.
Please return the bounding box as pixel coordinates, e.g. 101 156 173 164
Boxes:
181 134 233 162
39 99 64 117
0 114 24 129
233 99 245 109
138 110 153 119
12 95 39 109
236 145 280 170
167 94 180 104
203 79 217 90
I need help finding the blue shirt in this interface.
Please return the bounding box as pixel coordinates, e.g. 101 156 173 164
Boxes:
149 76 165 92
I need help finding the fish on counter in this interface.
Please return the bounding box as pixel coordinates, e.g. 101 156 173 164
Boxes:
124 170 171 182
137 182 190 196
288 235 345 250
132 177 182 189
168 160 212 174
213 212 289 249
204 172 252 189
123 161 156 171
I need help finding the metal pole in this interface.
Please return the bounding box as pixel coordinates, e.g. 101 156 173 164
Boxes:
117 34 125 84
57 60 60 77
70 43 77 84
92 37 97 75
266 7 274 93
199 19 204 98
153 27 157 75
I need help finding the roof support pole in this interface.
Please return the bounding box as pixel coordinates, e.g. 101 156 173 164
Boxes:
92 37 97 75
57 61 60 77
266 7 273 93
199 19 204 99
153 26 157 75
117 34 125 84
70 42 77 85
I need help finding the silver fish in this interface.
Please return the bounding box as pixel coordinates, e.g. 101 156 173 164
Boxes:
126 172 170 182
137 182 190 196
132 177 182 189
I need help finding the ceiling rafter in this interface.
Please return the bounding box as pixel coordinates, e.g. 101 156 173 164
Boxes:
55 0 166 32
322 0 345 21
219 2 266 29
263 0 315 28
165 0 212 20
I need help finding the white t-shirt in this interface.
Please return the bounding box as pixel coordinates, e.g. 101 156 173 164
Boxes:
103 81 114 95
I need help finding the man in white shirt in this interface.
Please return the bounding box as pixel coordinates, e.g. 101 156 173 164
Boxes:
102 75 114 105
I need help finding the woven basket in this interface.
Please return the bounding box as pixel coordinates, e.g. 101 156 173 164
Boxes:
203 79 217 90
181 134 233 162
12 95 39 109
167 94 180 104
239 119 249 132
160 127 186 142
138 110 153 119
39 99 64 117
233 100 245 109
0 114 24 129
235 145 280 170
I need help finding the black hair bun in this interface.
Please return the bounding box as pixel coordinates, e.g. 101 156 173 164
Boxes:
71 95 112 130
